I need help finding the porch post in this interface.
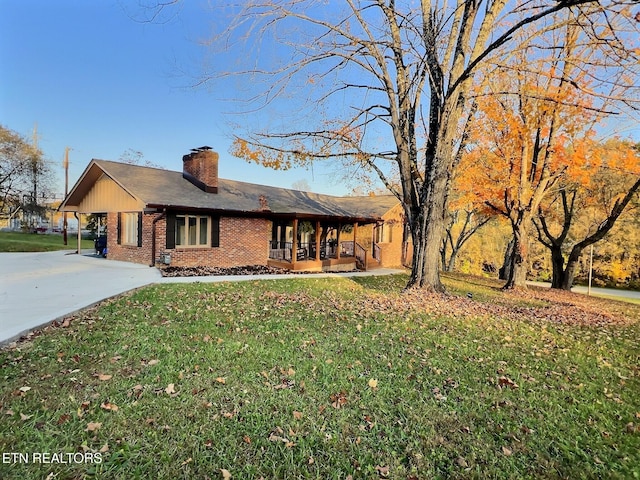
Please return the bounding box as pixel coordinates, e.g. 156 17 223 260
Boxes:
292 218 298 268
353 222 358 249
336 223 341 260
315 220 321 262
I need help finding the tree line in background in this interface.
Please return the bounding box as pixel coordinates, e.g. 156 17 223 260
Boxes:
0 125 54 230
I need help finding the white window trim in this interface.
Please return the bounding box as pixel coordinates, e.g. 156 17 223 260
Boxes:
121 212 139 246
176 214 210 248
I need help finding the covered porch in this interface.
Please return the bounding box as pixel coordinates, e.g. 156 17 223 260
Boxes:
267 217 381 272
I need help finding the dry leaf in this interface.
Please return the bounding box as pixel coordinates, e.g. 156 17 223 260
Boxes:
148 359 160 366
57 414 71 425
498 376 518 389
215 377 226 384
86 422 102 432
293 411 303 420
20 413 33 421
368 378 379 389
375 465 390 477
181 457 193 466
502 446 513 456
100 401 119 412
220 468 232 479
100 444 109 453
19 386 31 393
98 374 112 381
165 383 176 395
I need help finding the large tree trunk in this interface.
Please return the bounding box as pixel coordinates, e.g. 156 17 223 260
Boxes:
561 247 583 290
406 199 446 292
499 238 515 281
550 243 566 289
503 219 529 289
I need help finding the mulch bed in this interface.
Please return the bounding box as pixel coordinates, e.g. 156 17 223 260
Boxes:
157 265 354 277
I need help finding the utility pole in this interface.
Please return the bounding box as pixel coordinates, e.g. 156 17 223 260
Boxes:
29 124 40 229
63 147 70 245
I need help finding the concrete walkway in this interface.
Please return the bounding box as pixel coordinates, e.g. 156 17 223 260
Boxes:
0 250 405 345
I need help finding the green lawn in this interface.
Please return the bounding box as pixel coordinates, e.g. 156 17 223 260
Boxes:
1 274 638 479
0 231 95 252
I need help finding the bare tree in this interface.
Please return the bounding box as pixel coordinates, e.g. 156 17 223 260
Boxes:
149 0 640 290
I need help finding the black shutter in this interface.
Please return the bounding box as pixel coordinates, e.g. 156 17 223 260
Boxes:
137 212 143 247
211 217 220 247
166 213 176 249
116 213 122 245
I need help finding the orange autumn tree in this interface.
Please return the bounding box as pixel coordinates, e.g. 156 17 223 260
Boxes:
442 166 494 272
463 24 602 288
534 139 640 290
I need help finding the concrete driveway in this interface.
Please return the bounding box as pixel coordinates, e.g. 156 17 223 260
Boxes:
0 251 161 344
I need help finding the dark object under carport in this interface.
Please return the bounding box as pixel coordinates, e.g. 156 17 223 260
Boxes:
94 236 107 257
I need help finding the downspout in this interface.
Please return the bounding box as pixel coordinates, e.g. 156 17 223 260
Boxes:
151 209 166 267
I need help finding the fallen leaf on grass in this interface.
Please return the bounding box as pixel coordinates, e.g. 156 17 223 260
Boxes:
57 414 71 425
86 422 102 432
502 446 513 456
165 383 176 395
368 378 379 389
100 444 109 453
20 413 33 421
147 359 160 366
220 468 232 479
181 457 192 466
330 391 348 409
100 402 119 412
498 376 518 389
375 465 390 477
19 386 31 393
97 374 112 381
215 377 226 385
293 411 303 420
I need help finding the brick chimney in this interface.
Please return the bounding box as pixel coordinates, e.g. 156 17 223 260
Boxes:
182 147 218 193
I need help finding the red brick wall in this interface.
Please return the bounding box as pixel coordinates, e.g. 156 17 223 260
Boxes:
105 213 271 268
106 212 157 265
160 216 270 268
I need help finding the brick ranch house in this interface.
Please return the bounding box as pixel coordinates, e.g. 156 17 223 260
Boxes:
59 148 411 272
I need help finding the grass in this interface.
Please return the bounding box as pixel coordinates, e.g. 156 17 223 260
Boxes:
1 274 639 479
0 231 95 252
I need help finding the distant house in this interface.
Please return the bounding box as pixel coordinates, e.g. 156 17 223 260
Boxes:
59 148 410 272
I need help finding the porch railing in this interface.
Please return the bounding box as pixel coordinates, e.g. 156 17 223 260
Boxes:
268 241 357 262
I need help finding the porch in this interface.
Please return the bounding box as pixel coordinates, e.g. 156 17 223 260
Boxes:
266 218 382 272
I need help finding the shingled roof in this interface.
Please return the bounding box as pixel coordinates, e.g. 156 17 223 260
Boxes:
60 159 399 223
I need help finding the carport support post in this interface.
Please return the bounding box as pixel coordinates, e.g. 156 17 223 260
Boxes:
77 213 82 255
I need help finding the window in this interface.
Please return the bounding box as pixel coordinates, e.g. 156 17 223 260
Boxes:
176 214 210 247
374 223 392 243
118 212 142 246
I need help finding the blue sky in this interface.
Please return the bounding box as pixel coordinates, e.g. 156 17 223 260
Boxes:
0 1 346 199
